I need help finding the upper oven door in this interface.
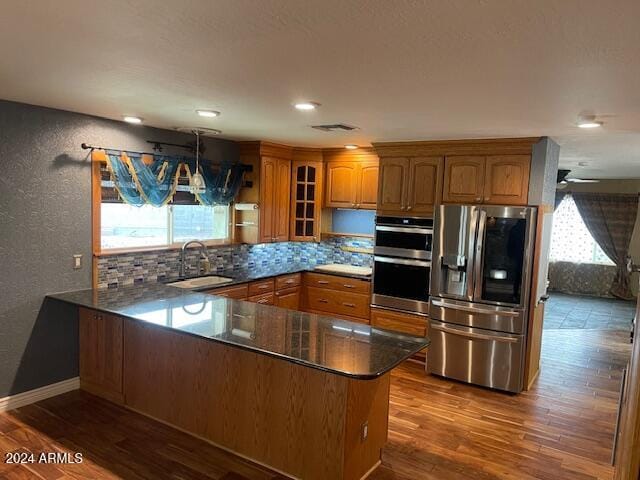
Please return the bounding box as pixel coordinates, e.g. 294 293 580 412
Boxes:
374 225 433 260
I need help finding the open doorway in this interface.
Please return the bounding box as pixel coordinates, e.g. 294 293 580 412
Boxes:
539 180 639 462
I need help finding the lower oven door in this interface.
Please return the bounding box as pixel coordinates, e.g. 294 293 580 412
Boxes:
427 320 525 393
372 256 430 315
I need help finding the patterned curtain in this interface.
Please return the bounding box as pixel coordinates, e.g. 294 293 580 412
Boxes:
104 150 245 207
105 152 145 206
572 192 639 300
183 160 245 206
127 153 182 207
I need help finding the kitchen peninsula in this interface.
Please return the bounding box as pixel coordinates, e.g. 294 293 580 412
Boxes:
48 283 429 480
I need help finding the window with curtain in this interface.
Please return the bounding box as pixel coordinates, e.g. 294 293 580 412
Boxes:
101 203 230 249
550 195 614 265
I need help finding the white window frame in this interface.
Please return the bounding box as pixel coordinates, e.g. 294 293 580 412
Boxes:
99 202 232 254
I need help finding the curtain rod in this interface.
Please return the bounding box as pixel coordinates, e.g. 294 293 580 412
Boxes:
80 143 252 171
82 142 192 157
81 142 155 157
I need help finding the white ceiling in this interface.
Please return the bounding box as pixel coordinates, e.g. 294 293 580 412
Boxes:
1 0 640 178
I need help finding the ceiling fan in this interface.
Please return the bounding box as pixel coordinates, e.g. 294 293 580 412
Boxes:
556 169 600 189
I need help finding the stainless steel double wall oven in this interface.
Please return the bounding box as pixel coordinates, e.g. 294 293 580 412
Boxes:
372 216 433 315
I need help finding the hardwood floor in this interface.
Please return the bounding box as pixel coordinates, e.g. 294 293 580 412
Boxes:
0 329 631 480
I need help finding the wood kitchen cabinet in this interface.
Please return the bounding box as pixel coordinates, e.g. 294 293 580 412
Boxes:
275 287 301 310
377 156 442 216
483 155 530 205
247 292 275 305
260 156 291 242
357 161 380 209
442 156 486 204
443 154 530 205
370 307 428 337
205 283 249 299
302 273 371 323
236 142 292 244
370 307 429 363
377 158 407 213
274 273 302 309
325 161 359 208
324 149 379 210
291 155 324 242
79 307 124 403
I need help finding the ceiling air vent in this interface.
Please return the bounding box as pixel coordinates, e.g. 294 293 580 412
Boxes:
311 123 359 132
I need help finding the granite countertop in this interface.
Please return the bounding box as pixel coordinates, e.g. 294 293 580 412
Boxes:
170 262 372 291
48 283 429 380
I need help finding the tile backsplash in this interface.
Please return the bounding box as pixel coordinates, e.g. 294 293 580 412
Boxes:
96 237 373 288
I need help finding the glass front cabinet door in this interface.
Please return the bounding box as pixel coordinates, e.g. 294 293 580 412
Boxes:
290 160 324 242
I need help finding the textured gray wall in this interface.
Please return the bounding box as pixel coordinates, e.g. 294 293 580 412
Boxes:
0 99 238 397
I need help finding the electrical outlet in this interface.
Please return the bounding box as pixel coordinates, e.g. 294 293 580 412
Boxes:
361 421 368 442
73 254 82 270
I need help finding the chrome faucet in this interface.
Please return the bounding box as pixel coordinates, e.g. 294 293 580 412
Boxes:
179 240 210 277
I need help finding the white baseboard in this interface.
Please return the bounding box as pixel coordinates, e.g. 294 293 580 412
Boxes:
0 377 80 412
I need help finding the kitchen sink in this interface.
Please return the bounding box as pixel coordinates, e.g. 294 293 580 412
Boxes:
167 276 234 289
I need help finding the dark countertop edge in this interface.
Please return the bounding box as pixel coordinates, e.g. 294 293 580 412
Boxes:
167 264 372 292
47 295 429 381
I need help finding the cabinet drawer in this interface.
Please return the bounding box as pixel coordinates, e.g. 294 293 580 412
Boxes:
371 307 428 337
248 292 275 305
276 273 301 290
274 286 301 310
303 272 370 294
304 286 370 319
248 278 275 296
206 284 248 299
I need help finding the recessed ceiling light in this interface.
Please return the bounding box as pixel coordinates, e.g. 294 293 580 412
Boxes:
577 114 602 128
344 144 358 150
294 102 320 111
196 109 220 118
123 116 143 124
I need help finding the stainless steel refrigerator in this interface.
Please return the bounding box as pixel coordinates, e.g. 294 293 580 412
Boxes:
428 204 536 393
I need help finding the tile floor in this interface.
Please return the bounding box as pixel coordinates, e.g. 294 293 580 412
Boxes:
545 292 636 330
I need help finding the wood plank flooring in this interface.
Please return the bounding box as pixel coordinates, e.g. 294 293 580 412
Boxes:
0 329 631 480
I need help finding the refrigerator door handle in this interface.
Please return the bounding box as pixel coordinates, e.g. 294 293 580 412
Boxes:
430 322 519 343
473 209 487 300
464 206 480 300
431 299 520 317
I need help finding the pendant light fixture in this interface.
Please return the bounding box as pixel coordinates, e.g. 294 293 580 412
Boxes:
189 129 206 194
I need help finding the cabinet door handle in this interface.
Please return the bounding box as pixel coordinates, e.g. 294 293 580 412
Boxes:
285 279 294 284
257 298 270 304
343 284 355 289
343 302 356 308
352 203 357 208
318 299 329 303
355 204 360 209
407 205 412 211
258 285 269 289
318 280 330 285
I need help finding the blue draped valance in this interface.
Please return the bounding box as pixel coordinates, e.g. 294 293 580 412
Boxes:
103 150 245 207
